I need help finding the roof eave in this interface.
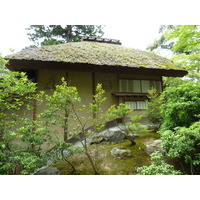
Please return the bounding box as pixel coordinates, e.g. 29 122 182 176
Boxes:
6 59 188 77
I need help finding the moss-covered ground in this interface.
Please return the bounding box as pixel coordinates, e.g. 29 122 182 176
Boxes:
55 131 160 175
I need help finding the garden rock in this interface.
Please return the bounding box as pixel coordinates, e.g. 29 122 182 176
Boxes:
90 127 125 145
145 139 166 155
111 147 132 159
34 166 60 175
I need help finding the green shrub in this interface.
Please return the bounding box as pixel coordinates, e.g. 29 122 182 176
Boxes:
136 151 182 175
160 82 200 131
107 103 146 145
161 121 200 174
146 88 163 131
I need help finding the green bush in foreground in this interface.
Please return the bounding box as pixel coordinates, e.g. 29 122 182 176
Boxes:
136 151 182 175
160 82 200 131
161 121 200 174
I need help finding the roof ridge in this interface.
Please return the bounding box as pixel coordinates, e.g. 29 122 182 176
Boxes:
81 36 122 45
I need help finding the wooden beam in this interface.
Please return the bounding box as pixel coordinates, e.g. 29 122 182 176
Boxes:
112 92 151 97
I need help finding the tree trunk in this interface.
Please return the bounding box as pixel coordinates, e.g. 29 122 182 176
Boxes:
61 149 76 173
64 111 69 142
83 136 99 175
130 140 136 145
85 151 99 175
67 25 72 42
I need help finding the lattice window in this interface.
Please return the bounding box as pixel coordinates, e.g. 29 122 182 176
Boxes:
125 101 148 110
119 79 162 93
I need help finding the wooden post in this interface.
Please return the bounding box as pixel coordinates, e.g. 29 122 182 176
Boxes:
161 76 164 92
92 72 96 119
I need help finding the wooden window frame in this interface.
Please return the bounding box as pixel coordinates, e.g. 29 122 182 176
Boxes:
119 78 162 94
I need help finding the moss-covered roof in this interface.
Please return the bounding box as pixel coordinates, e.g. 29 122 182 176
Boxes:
8 42 184 71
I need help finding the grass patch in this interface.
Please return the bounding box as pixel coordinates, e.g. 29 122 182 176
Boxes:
55 131 160 175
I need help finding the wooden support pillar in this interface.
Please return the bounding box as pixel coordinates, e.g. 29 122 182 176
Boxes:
161 76 164 92
66 72 69 85
92 72 96 119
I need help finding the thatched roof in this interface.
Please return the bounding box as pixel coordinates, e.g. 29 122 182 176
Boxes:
7 42 187 76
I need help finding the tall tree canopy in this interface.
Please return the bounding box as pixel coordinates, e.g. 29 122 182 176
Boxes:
147 25 200 81
26 25 104 46
147 25 175 52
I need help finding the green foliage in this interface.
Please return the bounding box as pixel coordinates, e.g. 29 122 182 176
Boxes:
14 152 41 175
157 60 200 174
0 63 106 175
88 84 107 173
160 82 200 131
0 66 51 174
43 141 84 173
147 25 199 55
42 77 81 141
0 52 8 71
45 82 106 175
164 25 200 55
136 151 182 175
123 116 147 145
0 72 84 174
0 149 41 175
22 45 38 50
69 84 107 175
125 115 146 134
163 77 187 88
146 88 163 130
0 71 43 138
147 25 200 81
164 25 200 80
161 121 200 174
107 103 132 122
89 83 107 133
146 25 175 52
46 77 81 107
26 25 104 46
107 103 146 145
57 141 83 156
0 71 38 107
0 107 55 175
16 118 50 152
